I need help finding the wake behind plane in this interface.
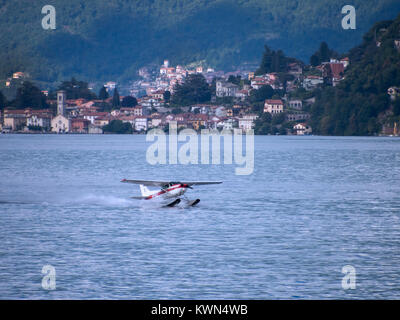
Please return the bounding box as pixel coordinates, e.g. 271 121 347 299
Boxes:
121 179 222 207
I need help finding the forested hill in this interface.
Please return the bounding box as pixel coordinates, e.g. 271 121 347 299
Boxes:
1 0 400 82
310 14 400 135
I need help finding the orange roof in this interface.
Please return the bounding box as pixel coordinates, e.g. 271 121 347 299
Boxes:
265 99 283 105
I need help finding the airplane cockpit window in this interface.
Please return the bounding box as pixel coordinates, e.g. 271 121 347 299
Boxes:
162 182 180 189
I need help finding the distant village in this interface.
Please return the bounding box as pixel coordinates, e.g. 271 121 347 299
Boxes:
0 57 352 136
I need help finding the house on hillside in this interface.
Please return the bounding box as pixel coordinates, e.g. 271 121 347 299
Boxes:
288 99 303 110
303 76 324 90
264 99 284 114
216 80 239 97
293 123 312 135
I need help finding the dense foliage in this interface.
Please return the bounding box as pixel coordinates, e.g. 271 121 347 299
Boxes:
103 119 132 134
57 78 96 100
1 0 400 83
256 45 293 74
310 14 400 135
0 90 6 110
13 81 48 109
310 42 339 66
121 96 137 107
171 74 211 106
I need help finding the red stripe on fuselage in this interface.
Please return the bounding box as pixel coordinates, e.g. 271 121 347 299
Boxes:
145 184 184 199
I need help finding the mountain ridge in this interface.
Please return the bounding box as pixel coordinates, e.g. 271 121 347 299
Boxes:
1 0 400 82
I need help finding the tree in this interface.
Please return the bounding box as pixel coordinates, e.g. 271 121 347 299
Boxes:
99 86 109 100
171 107 183 114
393 99 400 116
271 112 286 125
121 96 137 107
256 45 289 75
163 90 171 103
228 75 241 85
254 112 272 134
0 90 6 110
309 42 339 66
319 42 330 62
310 54 320 67
112 87 120 107
58 77 96 100
14 81 48 109
171 74 211 106
103 120 132 134
249 85 274 103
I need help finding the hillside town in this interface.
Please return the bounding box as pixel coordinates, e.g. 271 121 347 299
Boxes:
0 57 351 135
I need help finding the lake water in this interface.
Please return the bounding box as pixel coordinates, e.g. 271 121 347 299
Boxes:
0 134 400 299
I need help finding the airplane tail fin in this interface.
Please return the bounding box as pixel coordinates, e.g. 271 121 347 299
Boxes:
139 184 153 197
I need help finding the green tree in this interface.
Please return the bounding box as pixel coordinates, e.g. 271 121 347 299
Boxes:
112 88 120 107
99 86 109 100
58 78 96 100
103 120 132 134
310 54 320 67
171 107 183 114
256 45 289 74
171 74 211 106
0 90 6 110
249 85 274 103
271 112 286 125
163 90 171 103
14 81 48 109
309 42 338 66
228 75 241 85
121 96 137 107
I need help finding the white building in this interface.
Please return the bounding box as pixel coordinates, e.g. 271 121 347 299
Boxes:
27 114 51 130
134 117 148 132
104 81 117 92
293 123 312 135
238 115 258 131
217 118 237 130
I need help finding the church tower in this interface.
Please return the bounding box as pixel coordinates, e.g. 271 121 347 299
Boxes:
57 90 66 116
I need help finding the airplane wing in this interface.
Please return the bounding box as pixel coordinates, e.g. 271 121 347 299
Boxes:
183 181 223 186
121 179 222 187
121 179 170 186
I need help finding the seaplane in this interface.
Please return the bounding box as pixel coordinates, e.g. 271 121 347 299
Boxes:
121 179 222 207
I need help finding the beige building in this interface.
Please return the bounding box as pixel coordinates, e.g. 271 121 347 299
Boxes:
3 110 27 131
51 114 71 133
264 99 284 114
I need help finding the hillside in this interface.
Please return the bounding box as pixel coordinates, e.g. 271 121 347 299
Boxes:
310 14 400 135
1 0 400 83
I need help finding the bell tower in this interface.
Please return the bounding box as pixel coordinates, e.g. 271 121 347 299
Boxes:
57 90 66 116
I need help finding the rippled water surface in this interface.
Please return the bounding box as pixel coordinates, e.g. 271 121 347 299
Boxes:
0 134 400 299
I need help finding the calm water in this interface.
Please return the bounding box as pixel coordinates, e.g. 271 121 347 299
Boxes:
0 134 400 299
